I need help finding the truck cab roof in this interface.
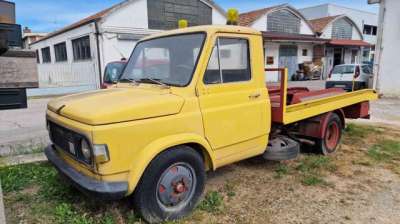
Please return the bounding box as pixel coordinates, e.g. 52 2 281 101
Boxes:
141 25 262 42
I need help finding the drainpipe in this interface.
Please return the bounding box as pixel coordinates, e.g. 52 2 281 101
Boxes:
94 21 103 88
373 1 386 92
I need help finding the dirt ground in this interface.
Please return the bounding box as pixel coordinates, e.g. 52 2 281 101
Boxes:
2 124 400 224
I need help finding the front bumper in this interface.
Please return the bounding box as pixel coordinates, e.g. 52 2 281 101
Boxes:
45 145 128 200
325 81 366 91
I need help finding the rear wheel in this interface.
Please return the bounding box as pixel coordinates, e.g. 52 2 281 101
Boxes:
314 113 343 155
133 146 205 223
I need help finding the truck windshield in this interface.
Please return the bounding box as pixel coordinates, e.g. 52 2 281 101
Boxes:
333 65 355 74
120 33 205 87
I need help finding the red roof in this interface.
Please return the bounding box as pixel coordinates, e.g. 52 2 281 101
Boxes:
238 4 286 26
262 32 327 43
329 39 371 47
309 15 341 33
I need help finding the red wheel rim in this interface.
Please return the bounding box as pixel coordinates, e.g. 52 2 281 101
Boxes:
325 122 340 150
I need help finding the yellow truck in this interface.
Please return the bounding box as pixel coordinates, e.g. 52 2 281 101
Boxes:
44 25 378 223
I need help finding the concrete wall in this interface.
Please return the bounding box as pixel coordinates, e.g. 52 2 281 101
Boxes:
374 0 400 96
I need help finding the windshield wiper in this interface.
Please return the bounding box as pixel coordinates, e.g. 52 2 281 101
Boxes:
119 78 139 85
139 77 170 89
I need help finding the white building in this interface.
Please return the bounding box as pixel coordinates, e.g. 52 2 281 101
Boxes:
368 0 400 96
299 4 378 62
239 4 325 81
22 27 47 49
30 0 226 95
308 15 369 78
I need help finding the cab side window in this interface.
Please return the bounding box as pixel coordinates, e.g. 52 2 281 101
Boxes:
204 38 251 84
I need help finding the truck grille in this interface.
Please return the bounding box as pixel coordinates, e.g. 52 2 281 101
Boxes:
48 121 91 165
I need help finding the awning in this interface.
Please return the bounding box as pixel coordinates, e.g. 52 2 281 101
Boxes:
262 32 327 43
328 39 371 47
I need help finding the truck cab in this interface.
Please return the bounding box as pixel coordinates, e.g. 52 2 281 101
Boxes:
45 25 377 223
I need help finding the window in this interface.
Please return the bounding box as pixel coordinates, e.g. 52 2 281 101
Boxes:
204 38 251 84
41 47 51 63
267 9 300 34
72 36 91 61
35 49 40 63
54 42 68 62
332 18 353 39
266 56 274 65
120 33 205 86
302 49 308 56
363 25 378 36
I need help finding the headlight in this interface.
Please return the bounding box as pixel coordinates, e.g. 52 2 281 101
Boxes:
93 144 110 163
81 139 92 162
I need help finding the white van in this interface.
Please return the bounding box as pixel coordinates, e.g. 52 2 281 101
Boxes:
326 64 373 91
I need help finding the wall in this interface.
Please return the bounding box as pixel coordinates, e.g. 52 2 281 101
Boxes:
374 0 400 96
264 42 280 82
297 43 313 63
298 4 330 20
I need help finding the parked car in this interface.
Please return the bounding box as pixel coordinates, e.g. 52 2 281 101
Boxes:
326 64 373 91
101 60 127 89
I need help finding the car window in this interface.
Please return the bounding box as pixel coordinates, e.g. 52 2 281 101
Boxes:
204 38 251 84
362 65 372 74
332 65 355 74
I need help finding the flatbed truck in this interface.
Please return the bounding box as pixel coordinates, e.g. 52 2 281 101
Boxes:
44 25 378 223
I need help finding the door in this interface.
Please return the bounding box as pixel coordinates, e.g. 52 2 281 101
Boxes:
198 36 264 151
333 48 343 66
278 45 298 80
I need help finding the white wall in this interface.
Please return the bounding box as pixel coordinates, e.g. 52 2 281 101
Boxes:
374 0 400 96
251 15 267 31
300 20 314 35
297 43 313 63
30 23 100 89
264 42 280 82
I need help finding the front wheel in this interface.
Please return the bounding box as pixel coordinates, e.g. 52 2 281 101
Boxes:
314 113 343 155
133 146 205 223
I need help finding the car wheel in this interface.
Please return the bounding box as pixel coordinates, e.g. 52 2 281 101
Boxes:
314 113 343 155
133 146 205 223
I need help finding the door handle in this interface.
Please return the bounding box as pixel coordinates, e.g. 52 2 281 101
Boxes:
249 93 261 99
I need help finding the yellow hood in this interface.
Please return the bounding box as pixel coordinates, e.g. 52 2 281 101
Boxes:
47 88 184 125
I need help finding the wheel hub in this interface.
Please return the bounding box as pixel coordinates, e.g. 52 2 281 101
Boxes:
156 163 196 208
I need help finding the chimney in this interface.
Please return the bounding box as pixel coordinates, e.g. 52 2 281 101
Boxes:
23 27 32 34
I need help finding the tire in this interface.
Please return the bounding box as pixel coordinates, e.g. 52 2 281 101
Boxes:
314 113 343 155
133 146 205 223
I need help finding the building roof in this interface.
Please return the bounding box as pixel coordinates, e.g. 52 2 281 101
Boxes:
328 39 371 47
32 0 226 45
238 4 286 26
309 15 341 34
262 31 327 43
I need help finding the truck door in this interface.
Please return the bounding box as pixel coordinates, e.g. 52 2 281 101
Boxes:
197 35 265 151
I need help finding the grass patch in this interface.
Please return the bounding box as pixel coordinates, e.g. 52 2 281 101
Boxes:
367 139 400 163
274 163 289 179
296 155 336 186
344 123 382 141
223 182 236 198
198 191 223 213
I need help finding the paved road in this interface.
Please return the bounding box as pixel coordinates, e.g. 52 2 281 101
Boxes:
0 98 51 156
0 82 399 157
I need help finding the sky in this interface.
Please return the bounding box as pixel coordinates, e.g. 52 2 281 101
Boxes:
9 0 379 33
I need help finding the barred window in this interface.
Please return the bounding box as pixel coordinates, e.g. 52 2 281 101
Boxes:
332 18 353 39
267 10 300 34
41 47 51 63
54 42 68 62
72 36 91 61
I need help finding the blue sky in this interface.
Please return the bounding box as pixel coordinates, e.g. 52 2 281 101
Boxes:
9 0 379 33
